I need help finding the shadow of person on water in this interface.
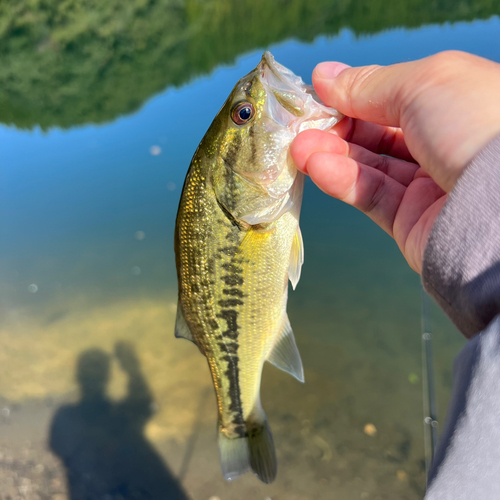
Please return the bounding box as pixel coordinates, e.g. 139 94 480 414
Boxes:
49 342 189 500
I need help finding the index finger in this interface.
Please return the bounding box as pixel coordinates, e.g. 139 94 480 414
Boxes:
332 116 416 163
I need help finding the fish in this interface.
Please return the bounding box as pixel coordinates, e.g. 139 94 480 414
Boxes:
174 52 342 483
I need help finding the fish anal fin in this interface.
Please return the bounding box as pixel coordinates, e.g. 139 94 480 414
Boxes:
267 315 304 382
288 225 304 290
174 303 195 344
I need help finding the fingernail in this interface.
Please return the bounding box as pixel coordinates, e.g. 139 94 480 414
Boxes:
314 62 351 80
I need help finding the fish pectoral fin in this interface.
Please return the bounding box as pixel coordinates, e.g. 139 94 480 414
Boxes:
288 225 304 290
174 303 195 344
266 315 304 382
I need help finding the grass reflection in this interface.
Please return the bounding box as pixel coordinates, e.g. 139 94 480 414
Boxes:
0 0 498 129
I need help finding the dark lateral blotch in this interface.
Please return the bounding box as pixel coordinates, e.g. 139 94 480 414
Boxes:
222 262 243 274
219 246 238 257
218 298 244 308
222 288 245 297
222 275 244 286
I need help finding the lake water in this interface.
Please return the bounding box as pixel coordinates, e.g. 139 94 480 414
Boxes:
1 4 499 499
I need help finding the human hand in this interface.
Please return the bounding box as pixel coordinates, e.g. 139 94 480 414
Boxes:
291 51 500 273
114 341 140 374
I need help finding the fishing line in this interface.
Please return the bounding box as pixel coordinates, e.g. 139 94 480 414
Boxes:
421 287 438 482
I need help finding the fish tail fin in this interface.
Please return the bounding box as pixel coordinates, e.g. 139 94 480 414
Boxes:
217 415 277 484
248 415 277 484
218 425 251 482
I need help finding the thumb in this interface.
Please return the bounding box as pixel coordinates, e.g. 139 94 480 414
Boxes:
312 60 420 127
312 53 500 193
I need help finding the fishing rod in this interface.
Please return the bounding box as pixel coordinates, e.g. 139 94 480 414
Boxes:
421 288 438 480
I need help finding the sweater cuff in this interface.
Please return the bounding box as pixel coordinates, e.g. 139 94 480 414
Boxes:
422 134 500 338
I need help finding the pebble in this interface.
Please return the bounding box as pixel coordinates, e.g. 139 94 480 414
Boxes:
363 423 377 436
396 470 408 482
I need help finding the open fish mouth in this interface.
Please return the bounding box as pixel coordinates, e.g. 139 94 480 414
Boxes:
257 51 343 132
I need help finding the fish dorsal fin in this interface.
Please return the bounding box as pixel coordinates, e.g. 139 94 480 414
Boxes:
266 315 304 382
288 225 304 290
174 302 195 344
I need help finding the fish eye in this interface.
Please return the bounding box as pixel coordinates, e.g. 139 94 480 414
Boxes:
231 102 255 125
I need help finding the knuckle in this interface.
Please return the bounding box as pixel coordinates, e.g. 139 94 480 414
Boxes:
364 173 387 215
373 154 390 175
425 50 471 79
401 51 473 118
377 127 398 157
345 65 383 110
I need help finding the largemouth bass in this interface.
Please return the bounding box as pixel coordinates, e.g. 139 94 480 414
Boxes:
174 52 342 483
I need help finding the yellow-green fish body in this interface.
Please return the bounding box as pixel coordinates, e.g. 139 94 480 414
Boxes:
175 52 342 483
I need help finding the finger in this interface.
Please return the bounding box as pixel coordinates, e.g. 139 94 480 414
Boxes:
314 62 415 160
332 117 416 163
314 54 500 192
396 185 447 273
291 129 419 186
312 60 425 127
305 151 406 237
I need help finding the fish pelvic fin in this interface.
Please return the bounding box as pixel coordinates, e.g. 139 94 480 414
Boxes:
288 225 304 290
248 415 277 484
266 314 305 382
174 302 195 344
218 415 277 484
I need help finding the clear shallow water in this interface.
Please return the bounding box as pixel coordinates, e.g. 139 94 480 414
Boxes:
1 13 499 500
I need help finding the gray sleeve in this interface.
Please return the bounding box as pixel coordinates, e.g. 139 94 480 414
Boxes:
422 134 500 339
425 320 500 499
422 134 500 497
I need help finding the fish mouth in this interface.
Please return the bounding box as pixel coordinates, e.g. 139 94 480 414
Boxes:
257 51 342 130
258 52 307 117
258 52 297 89
259 52 289 83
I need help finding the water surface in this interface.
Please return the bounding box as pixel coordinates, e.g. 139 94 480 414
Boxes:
1 6 499 500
